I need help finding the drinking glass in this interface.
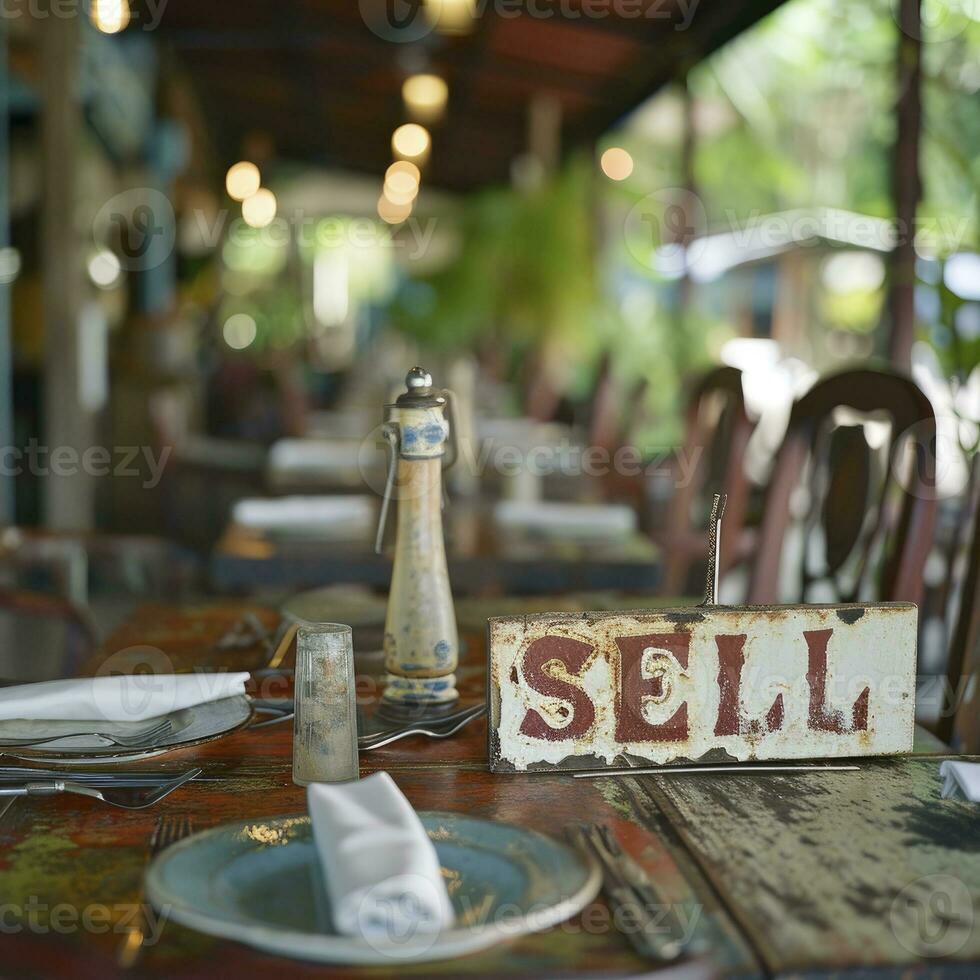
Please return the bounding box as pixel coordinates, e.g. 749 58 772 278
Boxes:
292 622 359 785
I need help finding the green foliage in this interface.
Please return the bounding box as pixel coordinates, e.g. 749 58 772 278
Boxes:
679 0 978 240
925 259 980 382
819 287 885 333
386 0 979 441
390 159 600 363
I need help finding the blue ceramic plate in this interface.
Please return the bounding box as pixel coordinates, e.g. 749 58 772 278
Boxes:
146 811 600 964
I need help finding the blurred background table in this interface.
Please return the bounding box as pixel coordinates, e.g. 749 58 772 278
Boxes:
210 506 661 596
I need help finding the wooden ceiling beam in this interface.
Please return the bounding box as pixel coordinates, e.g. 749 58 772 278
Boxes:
169 25 609 97
163 0 793 191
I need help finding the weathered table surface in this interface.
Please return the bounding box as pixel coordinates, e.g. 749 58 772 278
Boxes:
1 601 977 979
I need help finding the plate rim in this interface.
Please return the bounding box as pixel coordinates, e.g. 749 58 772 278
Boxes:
145 810 601 964
0 694 254 763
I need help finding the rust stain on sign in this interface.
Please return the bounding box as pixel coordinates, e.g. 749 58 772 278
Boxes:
487 603 917 773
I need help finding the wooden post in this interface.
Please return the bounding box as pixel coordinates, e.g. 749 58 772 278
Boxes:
667 73 698 374
888 0 923 370
0 20 13 523
528 93 562 178
41 16 97 529
678 71 697 313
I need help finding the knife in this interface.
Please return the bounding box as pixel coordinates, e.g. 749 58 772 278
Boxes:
566 823 685 962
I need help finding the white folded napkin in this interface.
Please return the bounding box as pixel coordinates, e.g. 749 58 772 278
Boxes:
307 772 454 939
233 495 375 533
0 672 250 723
940 761 980 801
493 500 637 539
267 439 364 475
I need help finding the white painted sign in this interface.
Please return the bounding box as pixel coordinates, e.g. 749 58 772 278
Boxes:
487 604 917 772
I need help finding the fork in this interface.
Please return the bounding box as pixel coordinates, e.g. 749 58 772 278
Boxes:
359 705 486 751
118 812 196 968
0 767 201 809
358 702 485 743
0 718 173 749
0 766 213 786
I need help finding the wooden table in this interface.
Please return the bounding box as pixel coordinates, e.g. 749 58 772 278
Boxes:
1 602 978 978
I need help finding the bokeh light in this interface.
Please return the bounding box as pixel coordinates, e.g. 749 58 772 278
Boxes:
600 147 634 181
87 249 123 289
90 0 130 34
242 188 277 229
378 193 413 225
225 161 262 202
392 124 431 163
402 74 449 122
384 161 421 205
223 313 258 350
424 0 475 35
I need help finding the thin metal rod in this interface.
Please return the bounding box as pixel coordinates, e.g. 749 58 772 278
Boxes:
701 492 727 605
374 424 399 554
572 764 860 779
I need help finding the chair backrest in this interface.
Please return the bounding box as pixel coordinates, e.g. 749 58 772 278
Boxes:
587 353 619 455
748 367 936 605
941 465 980 750
662 366 755 595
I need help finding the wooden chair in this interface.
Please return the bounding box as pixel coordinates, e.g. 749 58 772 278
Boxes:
748 367 936 605
0 588 99 678
940 465 980 751
661 366 755 596
0 531 201 678
587 353 619 456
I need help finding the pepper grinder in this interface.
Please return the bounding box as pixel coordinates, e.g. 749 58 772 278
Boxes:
375 367 459 717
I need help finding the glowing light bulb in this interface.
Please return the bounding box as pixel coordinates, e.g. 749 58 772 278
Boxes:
225 161 261 202
402 74 449 122
378 193 413 225
424 0 475 35
392 124 431 164
91 0 130 34
241 188 277 228
384 161 421 205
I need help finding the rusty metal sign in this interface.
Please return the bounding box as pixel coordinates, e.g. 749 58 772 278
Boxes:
487 604 917 773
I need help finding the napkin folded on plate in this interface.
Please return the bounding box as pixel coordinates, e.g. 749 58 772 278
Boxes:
940 760 980 801
308 772 454 938
0 672 250 723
